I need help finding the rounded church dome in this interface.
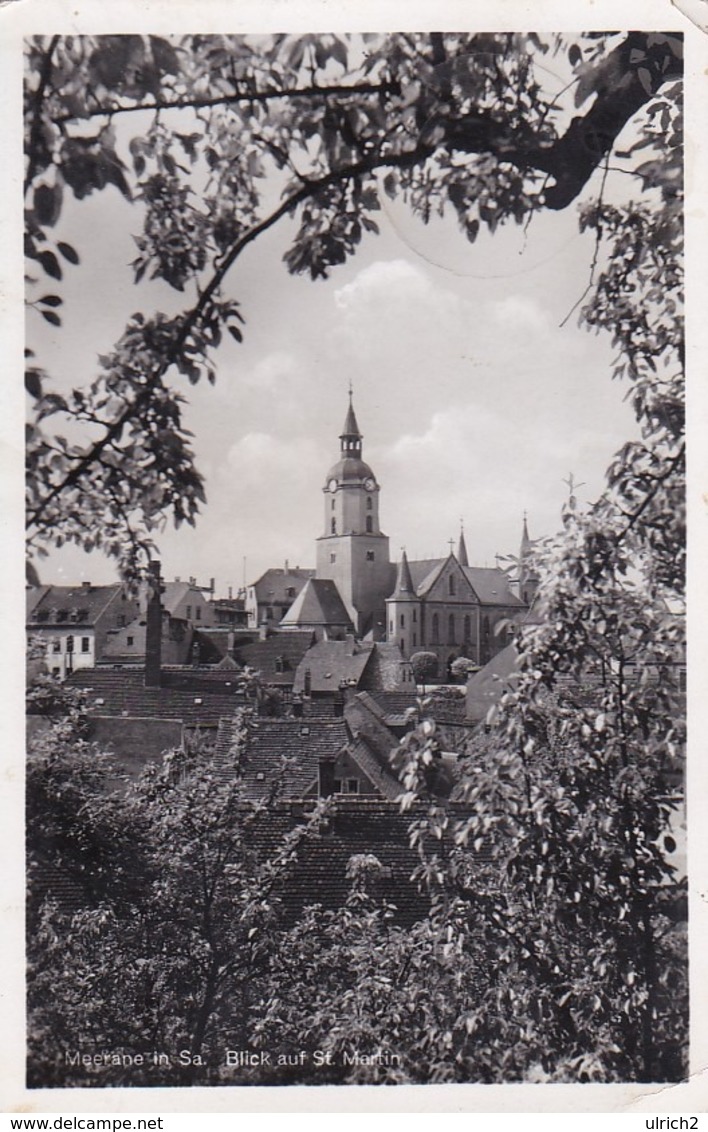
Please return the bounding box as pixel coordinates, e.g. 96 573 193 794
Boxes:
325 456 375 484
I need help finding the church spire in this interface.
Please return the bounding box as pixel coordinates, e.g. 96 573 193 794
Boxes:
458 522 469 568
520 511 532 562
392 549 416 600
340 387 362 456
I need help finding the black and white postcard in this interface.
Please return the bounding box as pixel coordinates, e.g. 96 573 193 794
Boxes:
3 0 708 1116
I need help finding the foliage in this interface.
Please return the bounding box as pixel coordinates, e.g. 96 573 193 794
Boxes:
26 709 331 1087
24 32 683 577
410 650 438 684
450 656 477 682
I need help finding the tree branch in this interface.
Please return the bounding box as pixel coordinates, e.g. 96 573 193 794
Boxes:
25 35 61 195
52 79 400 126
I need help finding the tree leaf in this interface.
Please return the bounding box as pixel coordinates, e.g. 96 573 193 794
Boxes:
38 250 62 280
57 242 80 265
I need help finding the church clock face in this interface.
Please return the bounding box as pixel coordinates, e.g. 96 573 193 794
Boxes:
328 478 338 493
364 477 376 491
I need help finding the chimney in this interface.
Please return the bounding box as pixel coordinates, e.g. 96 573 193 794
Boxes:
303 668 312 697
318 758 336 798
210 577 215 595
144 560 163 688
228 586 233 600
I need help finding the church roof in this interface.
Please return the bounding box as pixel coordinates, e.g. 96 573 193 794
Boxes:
280 578 353 630
340 392 362 439
458 529 469 568
325 455 375 483
405 557 525 607
460 565 525 606
390 550 416 601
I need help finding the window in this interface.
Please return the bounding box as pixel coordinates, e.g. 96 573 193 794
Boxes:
186 605 192 619
347 779 360 794
366 550 375 561
286 587 296 598
117 614 126 627
127 636 134 647
401 638 405 653
196 607 201 620
366 497 372 510
366 516 373 532
431 613 439 644
412 633 417 647
400 613 405 628
65 635 74 653
81 637 90 653
448 614 456 643
331 518 337 534
464 615 471 640
449 575 456 596
331 498 336 511
413 608 417 623
52 639 61 653
330 553 337 564
389 620 393 634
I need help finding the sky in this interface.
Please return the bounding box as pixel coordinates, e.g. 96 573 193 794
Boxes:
26 48 641 597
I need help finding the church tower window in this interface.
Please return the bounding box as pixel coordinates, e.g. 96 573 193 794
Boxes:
431 613 439 643
366 497 372 510
464 615 471 640
448 614 456 643
366 516 373 533
331 518 337 534
449 575 456 596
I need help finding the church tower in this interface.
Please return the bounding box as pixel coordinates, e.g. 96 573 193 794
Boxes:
316 393 392 635
518 513 540 606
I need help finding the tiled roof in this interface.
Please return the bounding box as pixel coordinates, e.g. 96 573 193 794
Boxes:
465 643 521 722
216 717 349 799
461 566 525 607
233 630 314 685
367 689 420 727
27 584 123 626
406 559 525 607
248 799 497 927
280 579 354 630
348 736 403 801
292 638 374 694
65 667 245 724
252 568 315 604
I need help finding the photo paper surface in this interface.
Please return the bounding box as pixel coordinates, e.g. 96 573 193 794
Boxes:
4 0 707 1114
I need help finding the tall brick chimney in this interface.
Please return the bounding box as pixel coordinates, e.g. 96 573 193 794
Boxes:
144 559 163 688
318 758 336 798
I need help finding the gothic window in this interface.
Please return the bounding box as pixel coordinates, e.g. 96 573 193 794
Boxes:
330 553 337 563
366 497 372 510
366 516 373 532
432 613 439 644
413 608 417 623
412 633 417 647
448 614 456 643
400 613 405 628
389 620 393 634
464 615 471 640
483 616 490 637
366 550 375 561
449 575 456 596
331 499 335 510
331 518 337 534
